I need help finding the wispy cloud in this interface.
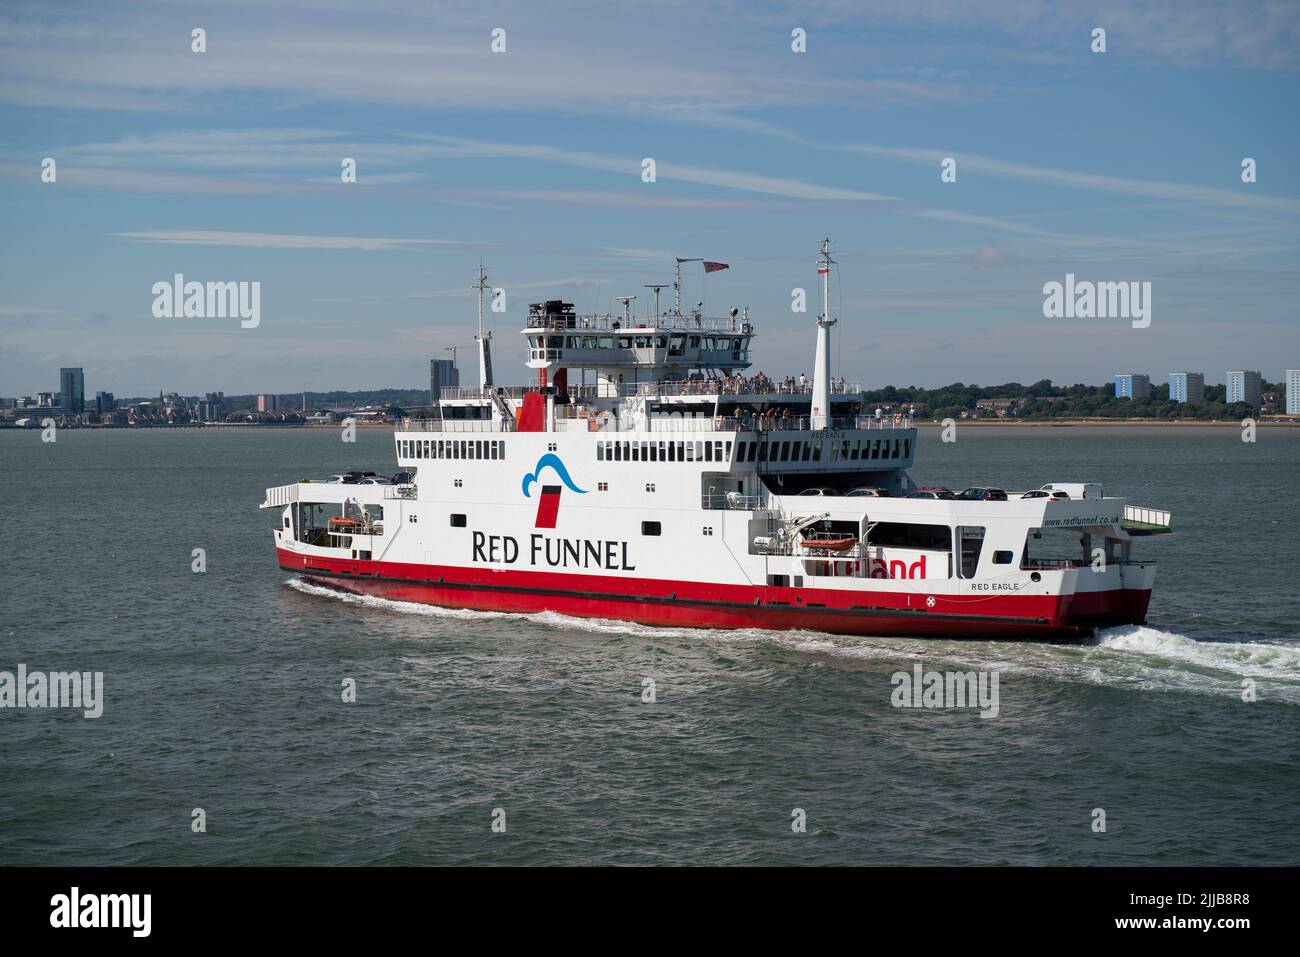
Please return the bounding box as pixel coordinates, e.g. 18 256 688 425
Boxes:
836 142 1300 216
112 230 480 251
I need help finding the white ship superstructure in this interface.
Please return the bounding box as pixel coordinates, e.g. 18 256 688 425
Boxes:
263 241 1171 639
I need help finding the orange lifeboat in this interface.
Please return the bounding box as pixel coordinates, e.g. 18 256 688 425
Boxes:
801 534 857 552
329 516 363 530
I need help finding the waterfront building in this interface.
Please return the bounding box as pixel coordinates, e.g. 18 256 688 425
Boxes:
1287 370 1299 415
198 391 226 423
430 358 459 403
1168 372 1204 404
1115 373 1150 400
1225 371 1262 409
59 367 85 413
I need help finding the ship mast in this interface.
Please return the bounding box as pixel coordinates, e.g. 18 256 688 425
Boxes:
810 238 837 430
674 257 701 316
474 264 494 391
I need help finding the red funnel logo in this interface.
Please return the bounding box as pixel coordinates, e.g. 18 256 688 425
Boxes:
535 484 562 528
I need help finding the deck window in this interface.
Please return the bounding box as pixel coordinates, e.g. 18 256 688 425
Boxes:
957 526 986 578
869 523 952 551
450 513 467 527
641 521 662 536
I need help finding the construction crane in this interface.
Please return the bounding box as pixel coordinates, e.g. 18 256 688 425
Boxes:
444 344 473 369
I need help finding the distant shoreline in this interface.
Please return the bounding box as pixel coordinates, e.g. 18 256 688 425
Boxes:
4 418 1296 432
915 419 1299 428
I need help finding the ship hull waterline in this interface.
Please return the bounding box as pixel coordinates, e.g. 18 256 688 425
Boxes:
278 550 1151 642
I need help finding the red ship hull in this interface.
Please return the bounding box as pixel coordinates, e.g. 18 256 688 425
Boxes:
278 548 1148 641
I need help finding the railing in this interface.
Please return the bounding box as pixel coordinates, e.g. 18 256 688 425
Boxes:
440 380 868 402
261 483 300 508
701 492 766 510
383 485 418 499
1122 505 1173 531
525 312 752 334
404 408 913 434
610 413 916 433
400 418 506 433
727 414 913 432
636 379 863 398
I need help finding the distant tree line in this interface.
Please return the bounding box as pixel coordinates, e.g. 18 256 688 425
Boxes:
863 378 1285 420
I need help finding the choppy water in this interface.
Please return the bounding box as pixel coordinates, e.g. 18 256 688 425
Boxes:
1 425 1297 865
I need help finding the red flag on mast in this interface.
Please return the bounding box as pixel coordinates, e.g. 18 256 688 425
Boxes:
703 261 729 273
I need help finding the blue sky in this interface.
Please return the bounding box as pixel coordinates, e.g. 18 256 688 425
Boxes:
1 0 1298 397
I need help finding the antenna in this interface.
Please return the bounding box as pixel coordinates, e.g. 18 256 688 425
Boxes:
472 264 494 390
643 284 669 322
674 257 701 315
614 295 637 324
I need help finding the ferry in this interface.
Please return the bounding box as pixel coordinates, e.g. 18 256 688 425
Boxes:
262 241 1172 640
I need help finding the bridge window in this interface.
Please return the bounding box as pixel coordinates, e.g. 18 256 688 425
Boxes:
992 550 1013 564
